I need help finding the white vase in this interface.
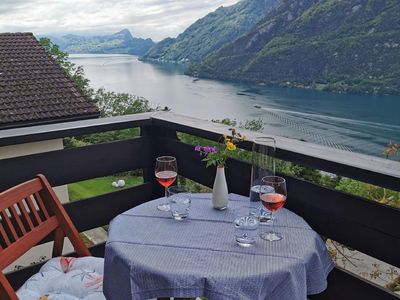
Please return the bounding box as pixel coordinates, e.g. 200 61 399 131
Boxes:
212 166 228 210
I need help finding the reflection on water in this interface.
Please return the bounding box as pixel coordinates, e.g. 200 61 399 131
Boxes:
70 54 400 158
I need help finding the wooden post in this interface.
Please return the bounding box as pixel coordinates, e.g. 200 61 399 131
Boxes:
140 124 179 199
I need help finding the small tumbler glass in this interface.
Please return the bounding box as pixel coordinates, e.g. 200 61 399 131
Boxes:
233 206 260 247
167 185 191 220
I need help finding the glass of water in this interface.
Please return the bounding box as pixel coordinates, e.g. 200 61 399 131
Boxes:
234 206 260 247
167 185 191 220
250 137 276 222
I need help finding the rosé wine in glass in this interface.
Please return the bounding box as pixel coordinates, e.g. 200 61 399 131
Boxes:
260 193 286 212
155 170 177 188
259 176 287 241
155 156 177 211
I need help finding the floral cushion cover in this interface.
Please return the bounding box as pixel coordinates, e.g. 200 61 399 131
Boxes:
17 257 105 300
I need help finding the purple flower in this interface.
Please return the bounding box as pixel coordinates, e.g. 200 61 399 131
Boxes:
195 145 218 155
210 146 218 153
202 145 218 154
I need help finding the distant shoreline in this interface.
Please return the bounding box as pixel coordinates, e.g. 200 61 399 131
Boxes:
71 53 398 96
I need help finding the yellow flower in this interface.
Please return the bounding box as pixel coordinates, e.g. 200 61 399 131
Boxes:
226 141 236 151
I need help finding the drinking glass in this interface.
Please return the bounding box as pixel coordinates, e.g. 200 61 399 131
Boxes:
155 156 177 211
259 176 287 241
249 137 276 221
167 185 191 220
234 206 260 247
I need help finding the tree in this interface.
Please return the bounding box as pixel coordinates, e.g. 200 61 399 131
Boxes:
64 89 156 146
94 88 155 117
39 38 93 97
39 37 157 147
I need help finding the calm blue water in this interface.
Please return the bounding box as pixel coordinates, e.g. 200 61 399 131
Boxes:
70 54 400 158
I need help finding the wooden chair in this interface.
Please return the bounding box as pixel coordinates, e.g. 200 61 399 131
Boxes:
0 174 91 300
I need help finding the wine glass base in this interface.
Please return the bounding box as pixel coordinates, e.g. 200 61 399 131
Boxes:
259 206 274 223
157 203 170 211
260 218 273 225
259 232 282 242
213 206 227 211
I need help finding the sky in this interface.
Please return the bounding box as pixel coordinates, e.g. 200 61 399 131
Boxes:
0 0 239 41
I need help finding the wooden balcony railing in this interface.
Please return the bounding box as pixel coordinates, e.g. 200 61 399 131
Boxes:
0 112 399 299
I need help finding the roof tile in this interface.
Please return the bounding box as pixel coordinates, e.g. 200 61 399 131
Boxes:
0 32 99 128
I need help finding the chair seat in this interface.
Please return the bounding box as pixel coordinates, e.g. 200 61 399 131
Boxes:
17 256 105 300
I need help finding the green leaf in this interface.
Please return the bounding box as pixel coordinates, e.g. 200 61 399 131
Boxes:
206 160 215 168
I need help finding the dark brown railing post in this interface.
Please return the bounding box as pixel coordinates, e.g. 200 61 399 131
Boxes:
140 124 179 199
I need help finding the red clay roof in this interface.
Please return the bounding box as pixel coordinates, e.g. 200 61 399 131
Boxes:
0 32 99 129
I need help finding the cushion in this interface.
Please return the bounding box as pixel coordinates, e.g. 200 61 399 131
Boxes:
17 256 105 300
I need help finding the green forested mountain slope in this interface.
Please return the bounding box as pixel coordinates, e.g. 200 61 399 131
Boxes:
141 0 280 63
190 0 400 94
142 37 176 60
47 29 155 56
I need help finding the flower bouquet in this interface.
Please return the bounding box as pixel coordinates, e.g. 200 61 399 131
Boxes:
195 128 246 209
194 128 246 167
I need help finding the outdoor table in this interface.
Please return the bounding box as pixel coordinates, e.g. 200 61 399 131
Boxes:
104 193 334 300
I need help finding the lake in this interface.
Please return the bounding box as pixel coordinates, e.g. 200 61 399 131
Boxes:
70 54 400 158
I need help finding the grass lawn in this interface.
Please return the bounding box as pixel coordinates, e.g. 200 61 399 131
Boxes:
68 175 143 202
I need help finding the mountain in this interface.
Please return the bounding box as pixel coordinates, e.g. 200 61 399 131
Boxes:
47 29 155 56
142 37 176 61
189 0 400 94
141 0 280 63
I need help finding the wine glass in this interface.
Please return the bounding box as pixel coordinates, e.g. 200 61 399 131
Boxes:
155 156 178 211
259 176 287 241
249 137 276 222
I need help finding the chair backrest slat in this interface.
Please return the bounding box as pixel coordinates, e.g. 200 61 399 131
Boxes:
0 222 11 246
17 201 34 230
0 174 92 300
25 196 43 225
9 205 26 235
33 192 50 219
0 210 18 242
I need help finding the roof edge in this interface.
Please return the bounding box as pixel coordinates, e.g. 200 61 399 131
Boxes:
0 113 100 131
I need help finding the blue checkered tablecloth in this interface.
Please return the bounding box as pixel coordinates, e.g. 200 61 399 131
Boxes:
104 193 334 300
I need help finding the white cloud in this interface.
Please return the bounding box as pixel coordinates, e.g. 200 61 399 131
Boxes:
0 0 239 40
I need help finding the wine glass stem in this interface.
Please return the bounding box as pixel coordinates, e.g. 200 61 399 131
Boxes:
164 187 167 198
270 212 274 229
